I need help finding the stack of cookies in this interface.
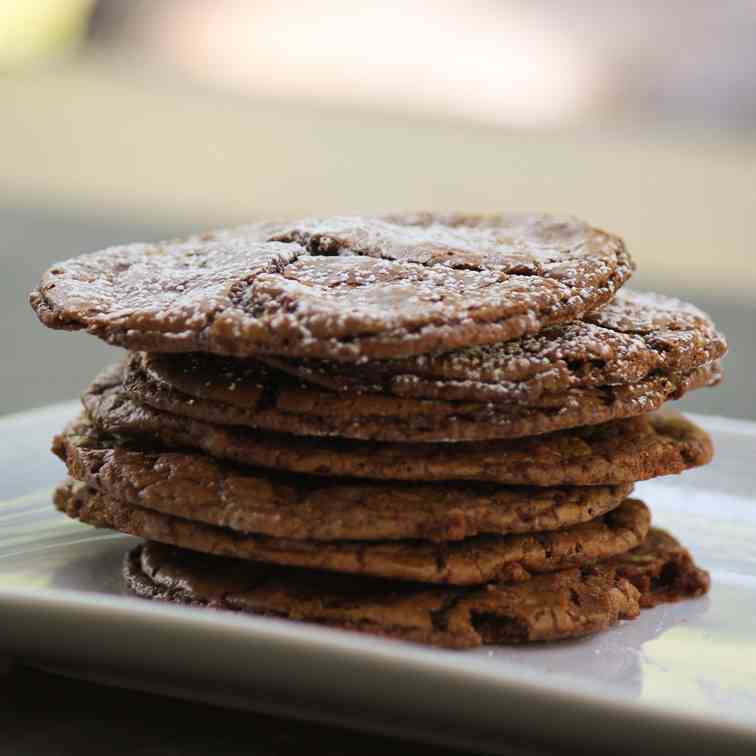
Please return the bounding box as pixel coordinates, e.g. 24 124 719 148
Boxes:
31 214 726 649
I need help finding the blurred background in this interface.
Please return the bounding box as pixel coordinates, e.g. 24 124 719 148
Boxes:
1 0 754 419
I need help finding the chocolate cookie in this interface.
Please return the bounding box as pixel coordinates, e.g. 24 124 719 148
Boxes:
613 528 710 607
124 541 641 648
54 480 650 585
125 350 721 443
83 369 714 485
30 214 633 361
261 290 728 404
54 417 631 542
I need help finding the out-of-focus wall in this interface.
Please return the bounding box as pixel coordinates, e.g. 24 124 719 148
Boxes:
93 0 756 129
1 1 754 418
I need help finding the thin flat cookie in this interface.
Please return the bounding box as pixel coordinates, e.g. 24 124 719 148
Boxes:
125 351 721 443
54 416 631 542
83 368 714 485
30 213 633 361
55 480 650 585
261 290 727 403
124 541 641 649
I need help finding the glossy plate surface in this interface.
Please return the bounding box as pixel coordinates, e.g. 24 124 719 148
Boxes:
0 402 755 755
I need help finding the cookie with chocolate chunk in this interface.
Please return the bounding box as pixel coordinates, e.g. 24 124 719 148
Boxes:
55 480 650 585
124 540 642 649
613 528 710 607
30 213 632 361
123 525 707 649
83 367 714 485
53 416 631 542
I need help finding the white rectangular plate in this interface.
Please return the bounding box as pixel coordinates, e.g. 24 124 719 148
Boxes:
1 402 755 755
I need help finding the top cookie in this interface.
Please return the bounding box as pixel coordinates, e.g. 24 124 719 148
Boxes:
30 213 633 361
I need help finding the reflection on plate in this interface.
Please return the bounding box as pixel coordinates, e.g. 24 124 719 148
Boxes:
0 403 755 756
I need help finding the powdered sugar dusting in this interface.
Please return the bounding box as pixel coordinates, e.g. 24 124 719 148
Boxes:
263 289 727 404
31 213 633 361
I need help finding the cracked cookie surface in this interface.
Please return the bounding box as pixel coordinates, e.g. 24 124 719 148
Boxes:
30 213 633 361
